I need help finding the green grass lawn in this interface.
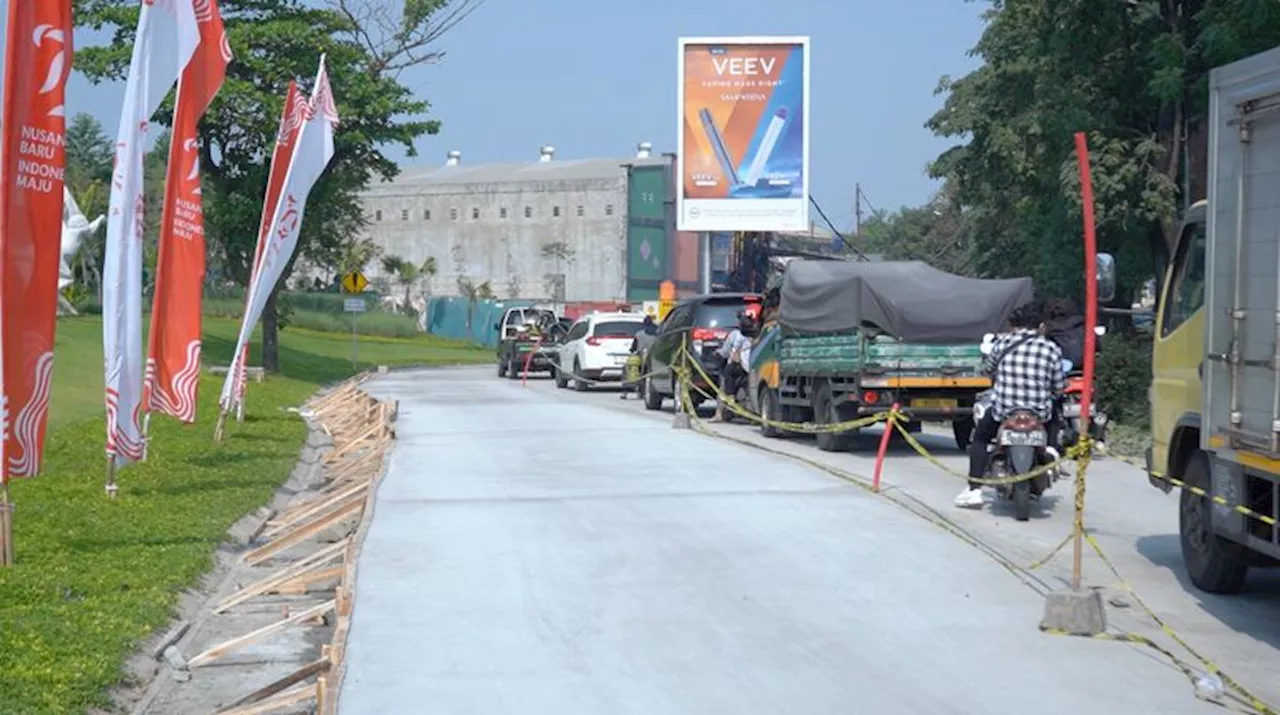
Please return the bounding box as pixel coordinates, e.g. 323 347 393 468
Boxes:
0 316 489 713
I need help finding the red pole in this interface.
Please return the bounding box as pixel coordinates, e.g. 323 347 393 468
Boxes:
1073 133 1098 437
872 404 900 493
1072 132 1099 593
521 337 542 387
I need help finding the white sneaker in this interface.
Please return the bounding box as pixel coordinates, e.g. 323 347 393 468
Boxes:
954 487 985 509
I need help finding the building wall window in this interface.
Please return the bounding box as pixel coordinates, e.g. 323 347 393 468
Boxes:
500 207 508 219
401 209 409 220
605 204 614 216
424 209 431 220
552 206 561 217
472 207 480 219
375 210 383 221
576 205 584 217
450 208 458 220
524 206 532 218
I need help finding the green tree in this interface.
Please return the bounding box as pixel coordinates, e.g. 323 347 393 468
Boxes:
456 275 493 330
74 0 481 371
858 186 972 275
380 254 436 313
927 0 1280 304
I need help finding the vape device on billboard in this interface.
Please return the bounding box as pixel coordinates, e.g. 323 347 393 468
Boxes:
741 108 788 188
698 108 741 187
677 36 810 233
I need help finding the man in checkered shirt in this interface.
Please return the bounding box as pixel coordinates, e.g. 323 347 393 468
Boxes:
956 300 1066 509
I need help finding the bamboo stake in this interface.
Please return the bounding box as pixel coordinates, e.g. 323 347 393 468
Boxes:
105 455 118 499
187 599 335 667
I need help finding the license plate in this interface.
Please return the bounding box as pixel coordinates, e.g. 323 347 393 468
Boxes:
601 368 622 377
999 430 1047 446
911 398 958 409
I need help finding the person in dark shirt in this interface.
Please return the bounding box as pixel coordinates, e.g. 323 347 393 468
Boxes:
1043 297 1087 368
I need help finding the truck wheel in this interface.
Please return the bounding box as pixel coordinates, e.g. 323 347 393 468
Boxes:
815 384 855 452
953 417 974 451
1180 451 1250 594
554 361 569 389
506 357 520 379
573 360 589 392
760 387 783 439
643 369 664 411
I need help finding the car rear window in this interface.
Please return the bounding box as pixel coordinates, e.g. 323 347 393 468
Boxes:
694 300 752 329
593 320 643 337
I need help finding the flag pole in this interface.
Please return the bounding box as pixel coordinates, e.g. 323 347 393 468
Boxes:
213 409 228 443
105 455 118 499
1 481 14 566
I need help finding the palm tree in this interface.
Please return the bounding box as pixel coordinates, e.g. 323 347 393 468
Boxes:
457 275 495 331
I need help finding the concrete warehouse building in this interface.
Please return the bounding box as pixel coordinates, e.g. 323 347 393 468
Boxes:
358 143 671 303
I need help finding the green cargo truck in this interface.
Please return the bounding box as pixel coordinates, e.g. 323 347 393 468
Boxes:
748 260 1033 452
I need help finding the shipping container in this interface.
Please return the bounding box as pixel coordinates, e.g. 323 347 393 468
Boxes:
625 159 705 301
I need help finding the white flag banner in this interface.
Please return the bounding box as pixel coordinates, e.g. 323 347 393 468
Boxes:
219 57 338 410
103 0 199 468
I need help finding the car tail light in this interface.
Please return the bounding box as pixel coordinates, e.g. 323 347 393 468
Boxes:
1004 411 1042 431
692 327 728 342
586 336 602 346
863 390 879 404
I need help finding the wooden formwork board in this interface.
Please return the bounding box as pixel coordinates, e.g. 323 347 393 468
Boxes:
188 599 335 668
263 481 370 538
215 657 330 713
243 498 363 567
275 565 344 596
215 538 350 614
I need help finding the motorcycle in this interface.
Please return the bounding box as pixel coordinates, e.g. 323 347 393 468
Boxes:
1059 325 1109 449
974 336 1070 521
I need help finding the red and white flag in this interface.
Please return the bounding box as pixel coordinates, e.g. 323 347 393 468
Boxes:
231 80 306 414
103 0 199 468
220 57 339 410
0 0 74 479
145 0 232 424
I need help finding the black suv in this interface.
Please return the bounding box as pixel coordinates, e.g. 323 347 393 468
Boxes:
642 292 760 411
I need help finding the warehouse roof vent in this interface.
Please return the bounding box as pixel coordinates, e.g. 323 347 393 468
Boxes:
445 150 461 166
539 145 555 162
636 142 652 158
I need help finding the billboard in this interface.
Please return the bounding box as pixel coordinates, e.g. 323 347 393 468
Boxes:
677 36 810 232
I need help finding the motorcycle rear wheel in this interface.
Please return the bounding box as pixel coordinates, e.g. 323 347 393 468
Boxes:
1013 480 1031 521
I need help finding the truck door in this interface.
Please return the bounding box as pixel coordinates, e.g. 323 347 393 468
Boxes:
1151 216 1207 476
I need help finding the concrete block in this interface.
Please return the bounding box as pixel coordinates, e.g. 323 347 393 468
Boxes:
225 507 274 548
1040 588 1107 636
672 413 692 429
162 646 188 671
171 668 191 683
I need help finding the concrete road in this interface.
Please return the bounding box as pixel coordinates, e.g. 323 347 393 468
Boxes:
340 366 1240 714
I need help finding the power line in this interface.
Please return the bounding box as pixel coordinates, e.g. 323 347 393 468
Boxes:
808 195 869 261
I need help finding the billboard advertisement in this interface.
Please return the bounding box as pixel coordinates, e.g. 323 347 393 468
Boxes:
677 36 810 232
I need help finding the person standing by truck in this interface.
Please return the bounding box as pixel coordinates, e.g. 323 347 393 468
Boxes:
710 311 758 422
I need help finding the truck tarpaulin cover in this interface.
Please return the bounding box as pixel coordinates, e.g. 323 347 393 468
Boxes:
779 260 1033 342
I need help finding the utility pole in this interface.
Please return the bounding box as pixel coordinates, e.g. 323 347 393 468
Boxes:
854 182 862 238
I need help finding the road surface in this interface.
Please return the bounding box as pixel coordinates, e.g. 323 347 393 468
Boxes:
337 366 1269 714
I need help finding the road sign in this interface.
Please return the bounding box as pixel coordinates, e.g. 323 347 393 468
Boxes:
341 270 368 294
343 298 367 313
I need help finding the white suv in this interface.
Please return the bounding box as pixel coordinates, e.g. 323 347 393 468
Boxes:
555 312 646 391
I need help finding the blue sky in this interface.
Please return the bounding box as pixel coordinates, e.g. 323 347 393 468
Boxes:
59 0 986 231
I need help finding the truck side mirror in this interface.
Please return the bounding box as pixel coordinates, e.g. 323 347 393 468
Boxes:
1096 252 1116 303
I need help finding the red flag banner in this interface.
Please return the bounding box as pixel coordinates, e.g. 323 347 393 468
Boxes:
146 0 232 423
0 1 74 478
232 80 307 410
